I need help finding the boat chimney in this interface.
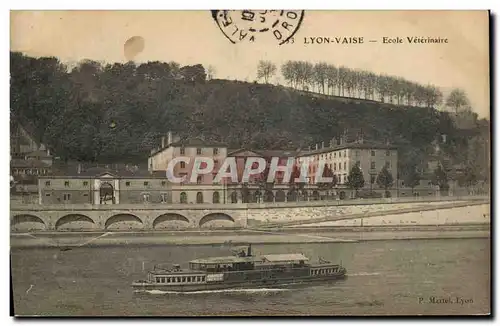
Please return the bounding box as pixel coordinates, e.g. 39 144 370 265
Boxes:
247 244 252 257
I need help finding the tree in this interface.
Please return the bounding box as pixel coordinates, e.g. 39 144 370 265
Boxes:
346 164 365 196
257 60 277 84
431 164 449 190
457 164 478 188
402 164 421 192
376 165 394 196
446 88 470 113
206 65 217 80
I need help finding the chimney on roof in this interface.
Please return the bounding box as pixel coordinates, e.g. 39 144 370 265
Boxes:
321 141 325 149
167 131 173 146
330 137 337 147
161 136 166 148
339 137 344 145
315 143 318 150
77 163 81 175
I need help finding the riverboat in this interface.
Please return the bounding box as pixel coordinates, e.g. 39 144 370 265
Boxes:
132 245 347 292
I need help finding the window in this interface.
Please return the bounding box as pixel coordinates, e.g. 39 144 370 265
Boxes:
83 193 88 197
63 193 71 201
64 181 70 187
344 162 346 170
180 192 187 204
386 150 390 156
182 277 186 282
371 150 375 156
45 181 51 186
196 148 202 155
161 181 166 186
83 181 88 186
180 162 186 169
167 278 171 283
180 147 185 155
126 181 131 186
144 181 149 186
213 148 219 155
344 150 347 157
197 176 203 184
371 175 376 184
176 277 181 283
371 161 376 169
343 174 347 182
333 163 336 171
213 191 220 204
196 192 203 204
142 193 150 202
45 193 51 197
160 193 168 203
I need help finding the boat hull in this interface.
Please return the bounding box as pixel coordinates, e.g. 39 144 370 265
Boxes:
132 273 347 292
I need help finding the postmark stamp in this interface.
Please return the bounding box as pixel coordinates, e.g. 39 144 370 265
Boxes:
211 10 305 45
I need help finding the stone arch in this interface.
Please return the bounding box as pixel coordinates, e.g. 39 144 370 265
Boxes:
199 213 235 228
153 213 190 230
212 191 220 204
196 192 204 204
312 190 320 200
105 214 143 230
180 192 187 204
287 190 297 202
275 190 286 202
11 214 46 231
264 190 274 203
300 190 309 201
339 191 346 200
55 214 96 230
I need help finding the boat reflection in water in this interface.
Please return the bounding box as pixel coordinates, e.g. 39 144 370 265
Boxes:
132 244 347 292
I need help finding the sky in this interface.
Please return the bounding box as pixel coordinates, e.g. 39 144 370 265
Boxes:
10 10 490 118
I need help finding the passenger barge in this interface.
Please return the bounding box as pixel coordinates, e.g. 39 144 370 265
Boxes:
132 245 347 292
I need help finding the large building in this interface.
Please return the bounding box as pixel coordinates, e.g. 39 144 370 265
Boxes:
297 138 398 189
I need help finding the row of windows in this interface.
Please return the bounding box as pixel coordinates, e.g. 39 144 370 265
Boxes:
311 268 340 276
179 148 220 155
44 180 170 187
311 149 392 162
155 275 206 283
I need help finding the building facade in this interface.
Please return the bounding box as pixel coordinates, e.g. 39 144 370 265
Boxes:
297 140 398 189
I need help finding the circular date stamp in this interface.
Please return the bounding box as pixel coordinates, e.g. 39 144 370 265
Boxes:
211 10 305 45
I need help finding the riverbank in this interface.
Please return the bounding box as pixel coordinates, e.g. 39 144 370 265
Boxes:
10 223 490 248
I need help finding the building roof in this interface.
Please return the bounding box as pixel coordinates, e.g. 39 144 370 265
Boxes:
150 137 228 156
228 148 300 158
42 166 167 179
297 142 398 157
11 159 51 168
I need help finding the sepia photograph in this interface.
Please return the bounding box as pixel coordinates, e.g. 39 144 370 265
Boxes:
9 9 491 317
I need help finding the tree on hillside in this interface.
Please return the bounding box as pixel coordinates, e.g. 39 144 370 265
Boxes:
376 165 394 196
346 163 365 197
446 88 470 113
206 65 217 80
257 60 277 84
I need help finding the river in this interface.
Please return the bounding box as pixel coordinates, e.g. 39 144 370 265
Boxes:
11 238 490 316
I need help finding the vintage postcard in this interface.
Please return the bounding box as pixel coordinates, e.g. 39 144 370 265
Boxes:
9 10 490 316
